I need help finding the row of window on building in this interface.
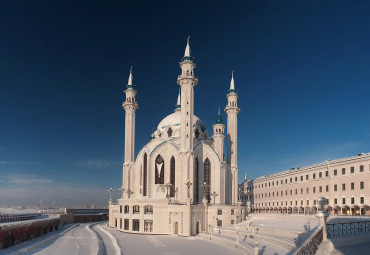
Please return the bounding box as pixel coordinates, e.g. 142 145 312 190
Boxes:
255 181 366 199
256 196 365 207
119 205 153 214
254 164 367 190
116 218 153 232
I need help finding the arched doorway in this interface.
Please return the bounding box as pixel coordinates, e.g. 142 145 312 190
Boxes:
173 222 179 235
196 222 200 235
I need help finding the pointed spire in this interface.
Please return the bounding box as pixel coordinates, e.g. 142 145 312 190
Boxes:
215 107 223 124
184 36 191 57
177 89 181 105
244 173 247 180
230 70 235 90
128 66 133 85
174 89 181 111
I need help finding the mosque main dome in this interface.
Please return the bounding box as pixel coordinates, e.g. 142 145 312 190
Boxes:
155 110 208 139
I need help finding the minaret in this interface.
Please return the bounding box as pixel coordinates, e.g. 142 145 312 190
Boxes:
212 108 225 160
225 70 240 205
177 37 198 152
122 66 139 163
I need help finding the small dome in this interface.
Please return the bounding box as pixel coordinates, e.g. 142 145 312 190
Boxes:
215 114 223 124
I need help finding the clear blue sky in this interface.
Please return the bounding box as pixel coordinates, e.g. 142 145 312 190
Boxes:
1 1 369 207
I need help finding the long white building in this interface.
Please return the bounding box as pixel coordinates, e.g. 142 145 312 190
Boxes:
241 153 370 216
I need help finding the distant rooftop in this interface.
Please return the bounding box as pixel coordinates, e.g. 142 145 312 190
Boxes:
253 152 370 182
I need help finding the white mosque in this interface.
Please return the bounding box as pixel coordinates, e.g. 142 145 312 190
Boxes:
108 38 246 236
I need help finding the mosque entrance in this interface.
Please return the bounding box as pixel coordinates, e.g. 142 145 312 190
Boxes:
174 222 179 235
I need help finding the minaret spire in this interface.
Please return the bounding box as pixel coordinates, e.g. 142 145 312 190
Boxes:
128 66 133 86
230 70 235 90
184 36 191 57
174 89 181 112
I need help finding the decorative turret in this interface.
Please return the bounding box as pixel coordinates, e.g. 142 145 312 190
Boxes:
228 70 237 94
174 89 181 112
213 107 225 161
214 107 224 124
225 70 240 205
182 36 194 62
126 66 135 90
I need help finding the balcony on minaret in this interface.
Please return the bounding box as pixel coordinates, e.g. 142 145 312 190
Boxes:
122 97 139 109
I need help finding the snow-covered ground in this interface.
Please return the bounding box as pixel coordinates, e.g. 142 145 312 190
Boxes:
1 222 241 255
241 214 319 232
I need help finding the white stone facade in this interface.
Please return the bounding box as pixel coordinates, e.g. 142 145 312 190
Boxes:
241 153 370 216
109 39 245 236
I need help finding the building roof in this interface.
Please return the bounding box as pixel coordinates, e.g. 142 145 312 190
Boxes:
254 152 370 182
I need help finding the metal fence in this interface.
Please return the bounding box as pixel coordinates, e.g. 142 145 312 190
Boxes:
293 227 323 255
327 221 370 238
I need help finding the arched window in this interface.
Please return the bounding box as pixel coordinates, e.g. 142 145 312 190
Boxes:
170 157 175 197
167 128 173 137
194 158 199 202
143 154 147 196
204 158 211 201
155 155 164 184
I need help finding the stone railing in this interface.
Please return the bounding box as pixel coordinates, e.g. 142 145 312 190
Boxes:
293 227 323 255
0 213 40 223
327 221 370 238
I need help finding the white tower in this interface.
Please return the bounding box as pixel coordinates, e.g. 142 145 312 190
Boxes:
122 66 139 163
212 108 225 160
225 71 240 205
177 37 198 202
177 37 198 152
121 67 139 198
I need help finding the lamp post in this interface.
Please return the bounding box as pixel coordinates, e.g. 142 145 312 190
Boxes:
185 180 192 199
107 188 114 205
